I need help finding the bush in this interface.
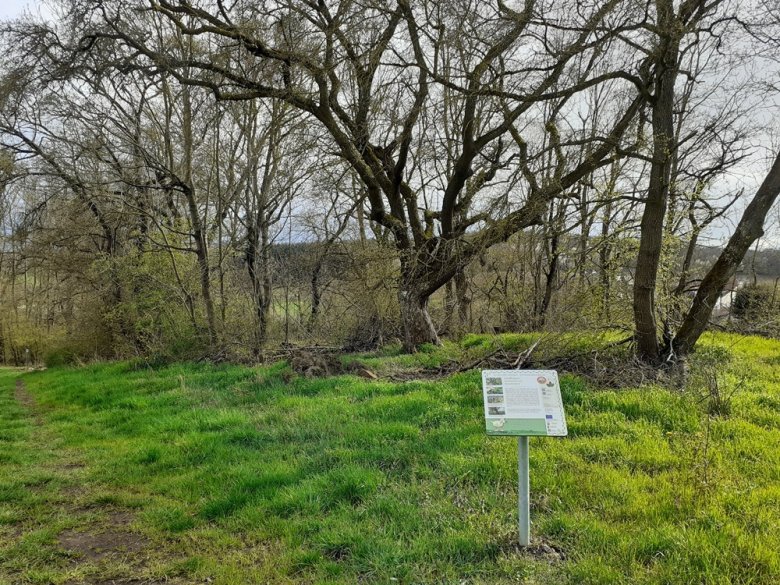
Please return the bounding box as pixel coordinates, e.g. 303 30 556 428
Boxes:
732 285 775 321
43 346 79 368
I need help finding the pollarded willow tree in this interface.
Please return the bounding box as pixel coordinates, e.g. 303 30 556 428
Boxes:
64 0 649 351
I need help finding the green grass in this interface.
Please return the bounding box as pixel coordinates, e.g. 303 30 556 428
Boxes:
1 333 779 584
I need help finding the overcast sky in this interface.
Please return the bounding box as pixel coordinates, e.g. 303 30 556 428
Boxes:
0 0 37 20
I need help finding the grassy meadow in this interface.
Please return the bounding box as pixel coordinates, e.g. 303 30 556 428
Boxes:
0 333 779 584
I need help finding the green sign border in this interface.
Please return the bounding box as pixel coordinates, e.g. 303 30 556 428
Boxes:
484 418 548 436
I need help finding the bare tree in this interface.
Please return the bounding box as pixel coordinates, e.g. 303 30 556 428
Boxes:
631 0 754 362
65 0 647 350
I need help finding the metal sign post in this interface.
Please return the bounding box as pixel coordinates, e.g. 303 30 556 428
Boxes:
481 369 567 548
517 436 530 546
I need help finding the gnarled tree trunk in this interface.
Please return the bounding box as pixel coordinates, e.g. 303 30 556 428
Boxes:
399 290 439 352
398 258 439 352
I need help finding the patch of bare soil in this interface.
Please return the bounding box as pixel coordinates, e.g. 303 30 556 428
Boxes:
59 461 87 471
521 541 567 562
501 537 567 562
58 527 148 562
58 509 148 567
55 509 179 585
106 511 135 527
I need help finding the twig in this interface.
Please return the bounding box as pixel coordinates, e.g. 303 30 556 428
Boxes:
453 348 502 374
513 338 541 369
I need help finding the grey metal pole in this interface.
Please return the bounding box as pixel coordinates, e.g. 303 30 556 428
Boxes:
517 436 530 546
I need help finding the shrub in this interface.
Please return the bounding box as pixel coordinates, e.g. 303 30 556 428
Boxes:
732 285 774 321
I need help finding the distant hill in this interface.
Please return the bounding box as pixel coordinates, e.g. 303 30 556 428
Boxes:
692 244 780 281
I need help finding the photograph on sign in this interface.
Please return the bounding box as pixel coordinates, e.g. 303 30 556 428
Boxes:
481 370 567 436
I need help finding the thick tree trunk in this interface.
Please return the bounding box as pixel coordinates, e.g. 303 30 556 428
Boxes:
399 290 439 352
399 260 439 352
632 1 679 363
672 151 780 355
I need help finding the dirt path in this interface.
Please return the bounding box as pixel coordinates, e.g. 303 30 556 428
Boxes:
14 377 36 410
6 379 167 585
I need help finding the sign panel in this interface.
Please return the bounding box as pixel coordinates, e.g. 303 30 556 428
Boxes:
482 370 567 436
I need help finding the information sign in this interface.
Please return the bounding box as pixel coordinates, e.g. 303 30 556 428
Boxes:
481 369 568 546
482 369 567 436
